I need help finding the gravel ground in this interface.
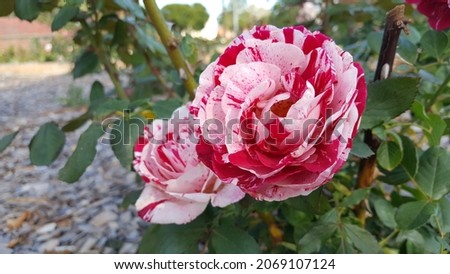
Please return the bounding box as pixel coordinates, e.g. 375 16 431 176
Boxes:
0 63 147 254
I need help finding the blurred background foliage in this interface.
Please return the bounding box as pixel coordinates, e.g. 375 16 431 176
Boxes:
0 0 449 254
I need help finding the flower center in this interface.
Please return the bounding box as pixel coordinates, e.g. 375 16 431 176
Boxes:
270 98 295 117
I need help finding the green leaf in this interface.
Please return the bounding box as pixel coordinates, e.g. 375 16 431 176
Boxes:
367 31 382 52
180 35 198 65
395 200 436 230
378 166 410 185
419 227 442 253
73 51 99 78
88 81 107 112
110 116 142 169
94 99 129 119
135 25 165 54
51 5 79 31
0 0 15 16
397 230 425 254
66 0 83 6
114 0 146 19
120 190 141 209
280 205 310 227
420 30 449 60
399 135 418 178
211 225 260 254
62 112 91 132
343 223 381 253
377 141 402 171
436 199 450 234
89 81 106 103
378 135 418 185
372 198 397 229
112 20 129 46
361 77 419 129
29 122 65 166
337 238 355 254
424 114 447 146
0 131 19 154
138 218 205 253
298 223 336 253
152 99 183 119
15 0 39 21
350 137 374 158
285 188 331 216
415 147 450 200
342 188 370 207
58 123 104 183
397 36 418 64
411 101 447 146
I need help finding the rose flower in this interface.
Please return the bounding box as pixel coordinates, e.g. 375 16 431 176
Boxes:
133 105 244 224
191 25 367 201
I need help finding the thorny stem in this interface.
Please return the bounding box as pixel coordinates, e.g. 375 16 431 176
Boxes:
355 5 410 225
143 0 197 99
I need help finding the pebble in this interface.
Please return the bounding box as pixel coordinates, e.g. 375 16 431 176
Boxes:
0 247 13 254
0 66 148 254
90 211 118 227
119 242 138 254
79 237 98 253
39 239 59 253
36 223 57 235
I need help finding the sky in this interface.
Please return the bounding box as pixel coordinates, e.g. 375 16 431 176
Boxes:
155 0 277 39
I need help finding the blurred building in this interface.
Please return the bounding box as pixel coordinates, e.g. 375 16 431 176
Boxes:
0 17 53 52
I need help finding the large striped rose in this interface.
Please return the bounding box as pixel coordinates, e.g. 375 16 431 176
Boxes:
133 106 244 224
191 25 367 201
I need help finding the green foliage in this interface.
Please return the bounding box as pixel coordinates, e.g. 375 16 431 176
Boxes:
396 201 436 230
152 98 182 119
138 217 206 254
58 123 104 183
51 5 79 31
162 3 209 31
420 30 449 60
377 139 403 171
0 0 15 16
350 136 375 158
15 0 40 21
415 147 450 200
73 50 99 78
29 122 65 166
361 77 420 129
110 115 143 169
211 225 260 254
0 131 19 154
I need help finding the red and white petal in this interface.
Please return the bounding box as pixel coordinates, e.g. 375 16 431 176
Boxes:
135 184 208 224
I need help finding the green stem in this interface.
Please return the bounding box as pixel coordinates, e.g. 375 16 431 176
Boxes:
98 51 129 100
143 0 197 99
80 20 128 100
141 47 175 98
379 229 399 247
433 215 446 254
426 71 450 110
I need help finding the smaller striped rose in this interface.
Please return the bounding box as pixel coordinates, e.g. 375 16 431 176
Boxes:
133 105 244 224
